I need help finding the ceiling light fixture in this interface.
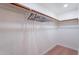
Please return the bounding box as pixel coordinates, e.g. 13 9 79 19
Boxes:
64 4 68 8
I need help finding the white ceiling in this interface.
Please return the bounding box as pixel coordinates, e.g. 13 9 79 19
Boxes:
20 3 79 21
37 3 78 14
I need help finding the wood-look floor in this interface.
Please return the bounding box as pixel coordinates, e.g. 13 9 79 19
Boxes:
45 45 78 55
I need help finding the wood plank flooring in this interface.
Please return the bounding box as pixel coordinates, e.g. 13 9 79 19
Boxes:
45 45 78 55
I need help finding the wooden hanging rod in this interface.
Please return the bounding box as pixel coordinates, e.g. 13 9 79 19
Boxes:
10 3 59 21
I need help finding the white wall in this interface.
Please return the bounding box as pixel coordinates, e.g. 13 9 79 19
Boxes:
24 21 58 54
0 4 26 54
56 18 79 50
56 24 79 50
0 4 58 55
